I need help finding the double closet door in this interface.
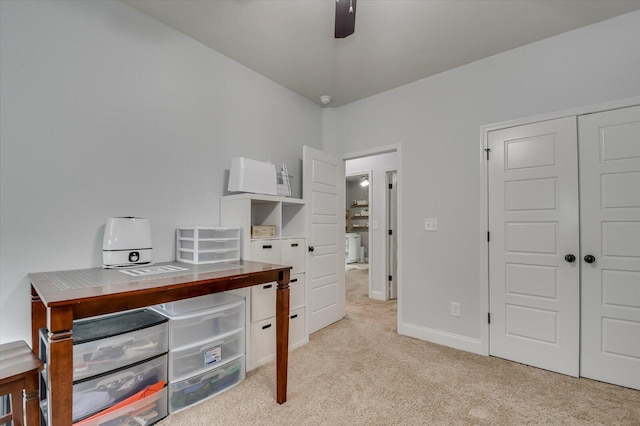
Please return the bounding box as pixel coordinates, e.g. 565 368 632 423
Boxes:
488 105 640 390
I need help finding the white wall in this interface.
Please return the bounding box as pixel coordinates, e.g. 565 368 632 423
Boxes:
324 11 640 352
346 153 397 300
0 0 322 345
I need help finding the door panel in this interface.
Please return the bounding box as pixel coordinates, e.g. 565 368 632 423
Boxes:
303 146 345 334
579 105 640 390
489 117 580 376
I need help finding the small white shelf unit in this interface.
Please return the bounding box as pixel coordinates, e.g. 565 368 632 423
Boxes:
220 194 308 371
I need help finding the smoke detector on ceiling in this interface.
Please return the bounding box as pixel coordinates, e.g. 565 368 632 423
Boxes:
320 95 332 105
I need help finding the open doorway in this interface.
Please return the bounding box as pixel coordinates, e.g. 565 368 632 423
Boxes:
345 151 397 301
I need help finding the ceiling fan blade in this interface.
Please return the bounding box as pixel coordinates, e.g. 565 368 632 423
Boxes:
335 0 357 38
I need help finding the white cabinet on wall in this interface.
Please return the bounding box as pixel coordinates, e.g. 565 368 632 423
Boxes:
220 194 308 371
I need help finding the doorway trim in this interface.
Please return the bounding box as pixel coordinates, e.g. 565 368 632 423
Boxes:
343 143 402 328
479 96 640 357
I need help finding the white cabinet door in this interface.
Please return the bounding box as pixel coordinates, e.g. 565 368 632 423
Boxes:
303 146 345 334
488 117 580 376
579 105 640 390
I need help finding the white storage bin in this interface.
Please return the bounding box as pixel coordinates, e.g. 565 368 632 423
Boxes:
157 292 243 316
169 356 245 413
176 227 240 265
70 354 168 422
248 240 282 264
249 307 306 367
154 300 245 349
250 282 276 322
169 329 244 380
251 273 303 322
39 309 168 382
68 386 168 426
281 238 305 274
290 274 305 310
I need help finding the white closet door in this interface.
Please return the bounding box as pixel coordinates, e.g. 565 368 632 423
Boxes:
488 117 580 376
579 105 640 390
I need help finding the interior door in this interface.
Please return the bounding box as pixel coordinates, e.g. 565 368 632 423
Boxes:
303 146 345 334
488 117 580 376
579 105 640 390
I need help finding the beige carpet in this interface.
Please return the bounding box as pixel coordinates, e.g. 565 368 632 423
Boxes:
159 269 640 425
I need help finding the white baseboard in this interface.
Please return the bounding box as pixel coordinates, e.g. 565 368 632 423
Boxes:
399 322 484 355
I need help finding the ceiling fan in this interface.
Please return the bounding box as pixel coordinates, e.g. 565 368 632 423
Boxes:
335 0 357 38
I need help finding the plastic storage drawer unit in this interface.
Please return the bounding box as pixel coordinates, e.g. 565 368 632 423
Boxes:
169 329 244 380
40 354 168 423
169 356 245 413
154 299 245 349
39 309 168 381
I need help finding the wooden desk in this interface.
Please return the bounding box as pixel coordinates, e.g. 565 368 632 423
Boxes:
29 261 291 425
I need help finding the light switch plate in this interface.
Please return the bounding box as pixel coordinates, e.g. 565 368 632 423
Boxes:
424 218 438 231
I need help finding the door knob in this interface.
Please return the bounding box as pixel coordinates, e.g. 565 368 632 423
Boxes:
584 254 596 264
308 246 314 253
564 254 576 263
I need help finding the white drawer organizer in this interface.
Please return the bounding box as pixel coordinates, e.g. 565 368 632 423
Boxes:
220 194 308 371
176 227 240 264
152 293 246 414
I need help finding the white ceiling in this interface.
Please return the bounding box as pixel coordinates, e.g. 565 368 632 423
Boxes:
121 0 640 107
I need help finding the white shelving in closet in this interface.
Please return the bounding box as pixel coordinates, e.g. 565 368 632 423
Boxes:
220 194 308 371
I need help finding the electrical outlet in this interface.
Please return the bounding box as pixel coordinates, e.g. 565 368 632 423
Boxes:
424 217 438 231
450 302 461 317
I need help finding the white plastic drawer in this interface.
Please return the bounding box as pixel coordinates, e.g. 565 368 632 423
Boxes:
71 354 168 422
39 310 168 382
67 386 168 426
249 240 282 264
157 292 243 316
179 239 239 251
156 300 245 349
281 238 305 274
290 273 305 310
169 329 245 380
250 282 276 322
169 356 245 413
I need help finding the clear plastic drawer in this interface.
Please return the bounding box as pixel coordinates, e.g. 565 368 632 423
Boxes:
169 329 244 380
169 356 244 413
154 299 245 348
157 292 243 316
39 309 168 381
71 354 168 422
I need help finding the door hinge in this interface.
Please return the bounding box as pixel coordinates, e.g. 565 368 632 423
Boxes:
484 148 491 160
388 275 392 281
388 229 393 236
487 231 490 242
389 183 393 189
488 313 491 324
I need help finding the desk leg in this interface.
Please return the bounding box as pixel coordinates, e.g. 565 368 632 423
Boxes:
25 373 40 426
31 286 46 357
276 269 290 404
46 307 73 426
